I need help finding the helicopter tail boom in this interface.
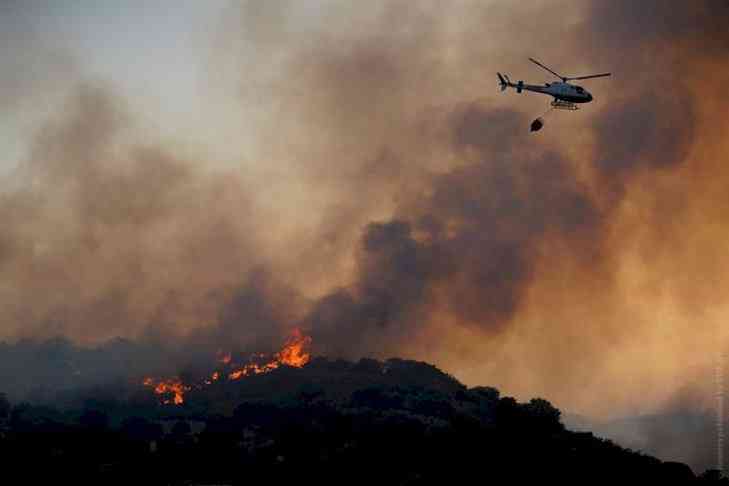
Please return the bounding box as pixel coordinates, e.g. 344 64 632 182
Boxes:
498 73 524 93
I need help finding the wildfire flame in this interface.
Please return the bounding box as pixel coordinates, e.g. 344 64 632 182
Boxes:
227 328 312 380
143 328 312 405
276 327 312 367
144 378 189 405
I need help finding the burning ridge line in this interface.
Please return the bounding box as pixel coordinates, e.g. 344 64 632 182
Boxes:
143 328 312 405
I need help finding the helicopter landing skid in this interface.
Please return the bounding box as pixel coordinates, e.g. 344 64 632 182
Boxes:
551 100 579 111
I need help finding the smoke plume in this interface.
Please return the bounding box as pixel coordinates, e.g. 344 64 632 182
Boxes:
2 6 729 469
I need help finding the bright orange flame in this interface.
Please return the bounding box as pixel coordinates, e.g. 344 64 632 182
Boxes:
276 327 312 367
143 377 190 405
227 327 311 380
228 361 279 380
143 328 311 404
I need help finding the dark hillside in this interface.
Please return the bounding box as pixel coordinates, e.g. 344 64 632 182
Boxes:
0 357 725 485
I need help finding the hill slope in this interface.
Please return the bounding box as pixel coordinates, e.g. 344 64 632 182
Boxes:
2 357 725 484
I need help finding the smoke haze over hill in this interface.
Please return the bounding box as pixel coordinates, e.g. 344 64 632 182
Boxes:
1 1 729 470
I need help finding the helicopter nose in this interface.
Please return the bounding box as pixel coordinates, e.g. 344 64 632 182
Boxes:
587 93 593 102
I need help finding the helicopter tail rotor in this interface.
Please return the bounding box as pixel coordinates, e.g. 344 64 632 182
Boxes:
497 72 508 92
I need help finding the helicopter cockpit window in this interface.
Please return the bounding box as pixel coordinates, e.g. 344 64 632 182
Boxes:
575 86 584 93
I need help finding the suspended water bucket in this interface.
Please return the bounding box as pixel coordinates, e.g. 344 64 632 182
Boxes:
530 117 544 132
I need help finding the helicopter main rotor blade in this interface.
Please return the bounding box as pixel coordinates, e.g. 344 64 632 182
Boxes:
528 57 564 81
566 73 612 81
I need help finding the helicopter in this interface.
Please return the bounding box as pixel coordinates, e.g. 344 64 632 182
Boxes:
498 58 610 131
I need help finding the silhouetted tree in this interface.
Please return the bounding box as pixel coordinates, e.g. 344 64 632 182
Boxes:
523 397 563 433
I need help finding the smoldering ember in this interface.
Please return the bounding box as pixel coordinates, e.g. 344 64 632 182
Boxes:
1 1 729 484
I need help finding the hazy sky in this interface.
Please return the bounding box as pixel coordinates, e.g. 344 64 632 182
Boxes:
0 0 394 169
1 2 228 169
